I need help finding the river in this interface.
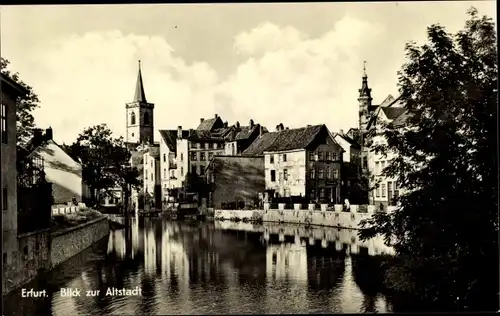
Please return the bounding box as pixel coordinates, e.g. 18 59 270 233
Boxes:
3 217 395 315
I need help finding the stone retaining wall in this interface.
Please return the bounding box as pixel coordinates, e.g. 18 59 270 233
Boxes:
50 216 109 268
215 204 396 230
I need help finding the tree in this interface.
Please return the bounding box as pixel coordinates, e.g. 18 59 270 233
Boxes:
68 124 142 209
359 8 497 311
1 57 41 147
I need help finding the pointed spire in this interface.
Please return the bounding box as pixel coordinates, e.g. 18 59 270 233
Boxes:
134 60 147 103
358 60 372 100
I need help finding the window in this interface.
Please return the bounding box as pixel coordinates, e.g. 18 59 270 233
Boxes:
144 112 150 125
145 172 148 180
200 152 206 161
326 152 331 161
326 167 332 179
213 143 218 149
3 253 7 265
270 155 274 164
381 184 387 198
320 188 325 198
181 167 184 176
270 170 276 182
198 143 202 149
332 152 338 161
180 153 184 162
309 151 315 161
205 143 209 149
376 184 380 197
151 160 153 167
171 170 175 178
163 169 166 178
363 157 368 169
279 172 283 181
318 152 324 161
191 164 197 174
208 152 214 160
23 246 28 256
388 182 393 194
375 162 380 174
150 173 153 180
2 187 6 210
310 189 315 199
318 169 324 179
333 169 339 179
1 104 6 144
283 154 287 162
130 112 136 125
163 154 166 162
283 169 288 181
191 152 197 161
310 169 315 179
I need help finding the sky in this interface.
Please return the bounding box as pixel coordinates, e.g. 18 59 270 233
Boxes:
1 2 496 144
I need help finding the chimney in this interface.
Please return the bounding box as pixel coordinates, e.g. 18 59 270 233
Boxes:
259 125 264 137
340 129 344 135
285 127 289 130
276 125 280 132
215 114 218 118
45 127 53 140
200 118 204 123
249 119 254 128
307 125 312 127
32 128 43 146
177 126 182 139
223 121 228 128
236 121 240 128
279 123 284 131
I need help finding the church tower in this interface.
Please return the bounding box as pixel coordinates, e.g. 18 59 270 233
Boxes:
126 60 155 145
358 61 373 147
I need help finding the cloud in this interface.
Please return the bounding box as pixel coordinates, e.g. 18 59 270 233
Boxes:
10 15 389 144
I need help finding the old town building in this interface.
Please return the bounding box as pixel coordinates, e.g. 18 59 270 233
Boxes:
243 124 344 203
357 65 410 209
333 131 365 203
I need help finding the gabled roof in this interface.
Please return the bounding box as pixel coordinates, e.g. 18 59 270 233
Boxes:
130 151 144 167
367 95 410 129
145 146 160 159
197 116 224 131
243 124 330 155
381 107 406 120
334 133 361 150
159 129 189 152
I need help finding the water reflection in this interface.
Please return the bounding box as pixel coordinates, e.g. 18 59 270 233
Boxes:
3 218 393 315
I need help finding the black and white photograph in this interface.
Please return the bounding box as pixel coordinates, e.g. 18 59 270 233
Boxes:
1 2 498 315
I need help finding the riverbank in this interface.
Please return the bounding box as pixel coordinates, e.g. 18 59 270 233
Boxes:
214 203 389 230
2 211 109 296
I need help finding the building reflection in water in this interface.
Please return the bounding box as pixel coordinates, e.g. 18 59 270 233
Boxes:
4 218 393 315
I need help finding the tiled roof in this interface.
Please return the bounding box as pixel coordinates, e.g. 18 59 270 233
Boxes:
381 107 406 120
130 151 143 167
243 124 328 155
146 146 160 159
188 128 232 141
336 134 361 150
197 116 224 131
391 110 412 128
242 132 280 155
159 129 189 152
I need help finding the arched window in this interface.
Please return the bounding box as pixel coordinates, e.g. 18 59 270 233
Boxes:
130 112 136 125
144 112 150 125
